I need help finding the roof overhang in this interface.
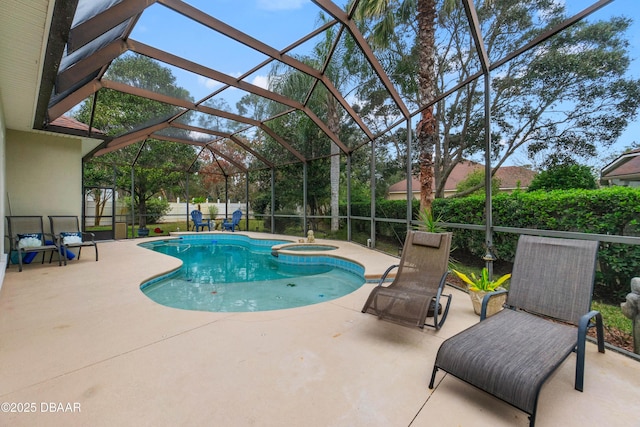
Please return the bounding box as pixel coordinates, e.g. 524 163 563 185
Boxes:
0 0 54 132
601 150 640 182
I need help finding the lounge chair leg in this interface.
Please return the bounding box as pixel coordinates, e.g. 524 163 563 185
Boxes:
428 366 438 389
595 313 605 353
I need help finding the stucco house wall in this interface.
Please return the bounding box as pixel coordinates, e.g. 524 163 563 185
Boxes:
0 97 6 269
5 129 83 234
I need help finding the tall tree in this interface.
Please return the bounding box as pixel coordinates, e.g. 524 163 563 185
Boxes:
76 55 198 228
353 0 640 200
354 0 450 211
436 2 640 196
263 22 354 231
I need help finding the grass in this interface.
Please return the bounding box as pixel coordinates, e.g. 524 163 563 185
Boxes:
592 300 633 335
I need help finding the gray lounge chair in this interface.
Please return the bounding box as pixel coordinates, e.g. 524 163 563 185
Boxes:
362 230 452 330
6 216 61 272
49 215 98 265
429 235 605 426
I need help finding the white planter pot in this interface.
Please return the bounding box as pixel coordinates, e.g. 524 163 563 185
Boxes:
469 287 507 317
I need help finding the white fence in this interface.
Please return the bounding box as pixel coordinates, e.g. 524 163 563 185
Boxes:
161 202 249 223
84 200 250 226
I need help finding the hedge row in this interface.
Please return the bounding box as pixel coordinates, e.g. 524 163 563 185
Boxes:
347 187 640 301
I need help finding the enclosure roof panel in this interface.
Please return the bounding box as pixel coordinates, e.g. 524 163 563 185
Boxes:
0 0 615 173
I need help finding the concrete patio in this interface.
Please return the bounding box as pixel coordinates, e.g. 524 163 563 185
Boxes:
0 233 637 426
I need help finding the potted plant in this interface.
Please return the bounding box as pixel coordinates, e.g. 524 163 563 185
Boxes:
452 267 511 316
137 212 149 237
208 204 219 230
416 208 445 233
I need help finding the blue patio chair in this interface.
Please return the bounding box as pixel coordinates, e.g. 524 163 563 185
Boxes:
190 210 212 232
222 209 242 232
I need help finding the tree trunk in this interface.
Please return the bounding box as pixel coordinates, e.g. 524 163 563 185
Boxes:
92 189 103 227
327 95 341 231
416 0 438 211
138 194 147 228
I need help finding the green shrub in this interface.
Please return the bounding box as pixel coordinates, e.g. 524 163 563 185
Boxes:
123 196 171 225
344 187 640 301
272 210 302 234
439 187 640 301
527 164 597 191
145 197 171 224
456 169 501 195
208 204 218 219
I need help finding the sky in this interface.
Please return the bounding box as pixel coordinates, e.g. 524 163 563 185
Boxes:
127 0 640 171
130 0 332 101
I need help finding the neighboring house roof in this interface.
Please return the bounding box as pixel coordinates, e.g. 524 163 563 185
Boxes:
388 161 536 195
46 116 105 138
601 149 640 182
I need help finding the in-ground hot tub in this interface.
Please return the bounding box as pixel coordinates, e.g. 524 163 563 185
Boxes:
271 243 339 256
280 244 338 251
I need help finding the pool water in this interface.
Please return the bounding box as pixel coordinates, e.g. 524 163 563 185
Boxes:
140 237 365 312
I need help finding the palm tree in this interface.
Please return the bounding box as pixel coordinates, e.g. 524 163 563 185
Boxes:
354 0 452 211
268 24 350 232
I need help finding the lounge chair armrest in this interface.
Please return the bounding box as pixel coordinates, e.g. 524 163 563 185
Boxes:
480 288 509 320
578 310 605 353
7 234 20 249
377 264 399 286
43 232 59 243
575 310 605 391
80 231 96 240
438 269 450 290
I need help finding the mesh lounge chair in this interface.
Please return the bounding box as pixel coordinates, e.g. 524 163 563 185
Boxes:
361 230 453 330
222 209 242 232
190 210 212 232
49 216 98 265
6 216 61 272
429 235 605 426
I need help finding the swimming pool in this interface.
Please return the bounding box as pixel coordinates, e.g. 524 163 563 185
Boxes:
139 235 365 312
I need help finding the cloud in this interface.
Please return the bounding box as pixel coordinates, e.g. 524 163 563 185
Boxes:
251 75 269 89
188 130 212 142
256 0 308 11
197 76 222 90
